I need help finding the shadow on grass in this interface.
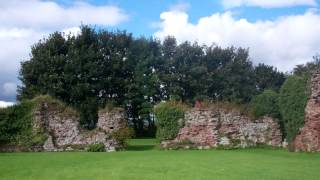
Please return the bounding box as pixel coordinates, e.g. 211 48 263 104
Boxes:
126 145 155 151
126 139 158 151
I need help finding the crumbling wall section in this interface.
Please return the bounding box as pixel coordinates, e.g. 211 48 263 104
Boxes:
294 71 320 152
162 108 282 149
33 102 126 152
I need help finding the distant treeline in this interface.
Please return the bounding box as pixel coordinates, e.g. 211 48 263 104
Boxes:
18 26 318 137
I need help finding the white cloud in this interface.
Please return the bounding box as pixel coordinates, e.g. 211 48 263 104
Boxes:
0 0 128 29
0 101 15 108
0 28 42 78
0 0 128 101
62 27 81 38
155 9 320 71
222 0 317 8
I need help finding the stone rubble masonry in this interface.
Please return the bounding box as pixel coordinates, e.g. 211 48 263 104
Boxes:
161 108 283 149
34 103 127 152
97 108 127 134
294 71 320 152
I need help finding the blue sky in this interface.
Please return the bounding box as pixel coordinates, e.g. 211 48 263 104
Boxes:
0 0 320 105
52 0 222 36
54 0 316 36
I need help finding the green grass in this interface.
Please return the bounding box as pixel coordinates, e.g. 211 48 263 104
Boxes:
1 139 320 180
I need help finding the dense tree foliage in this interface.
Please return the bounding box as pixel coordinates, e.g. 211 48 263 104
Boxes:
18 26 286 135
279 75 309 145
293 56 320 77
254 64 286 92
251 59 319 143
250 89 280 119
277 58 319 145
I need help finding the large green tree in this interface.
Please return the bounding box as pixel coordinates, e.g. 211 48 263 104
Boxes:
254 64 286 92
18 26 287 135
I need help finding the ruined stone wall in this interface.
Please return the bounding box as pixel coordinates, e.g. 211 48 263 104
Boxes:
34 103 127 152
97 108 127 134
294 71 320 152
162 108 282 149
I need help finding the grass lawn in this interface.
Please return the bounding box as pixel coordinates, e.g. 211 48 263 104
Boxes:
1 139 320 180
